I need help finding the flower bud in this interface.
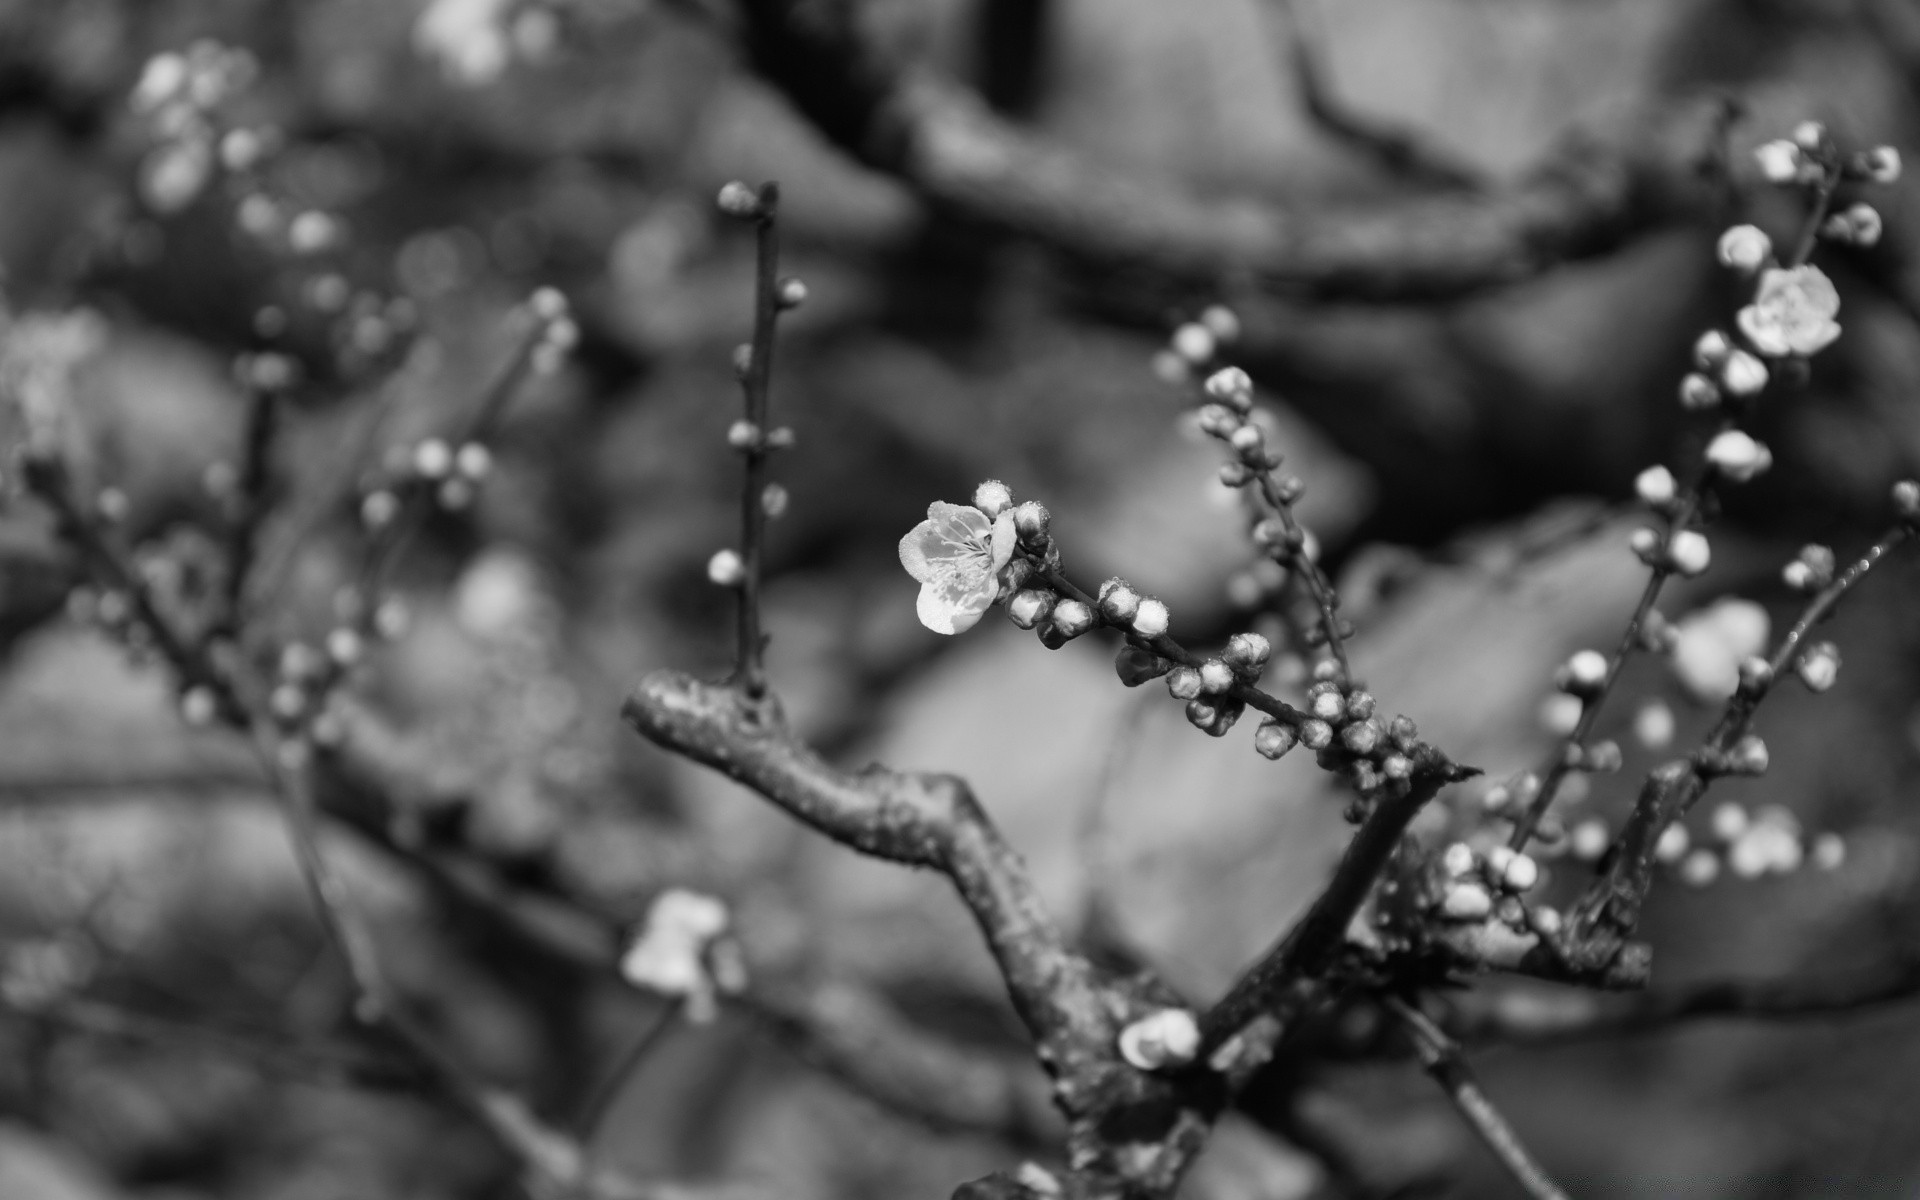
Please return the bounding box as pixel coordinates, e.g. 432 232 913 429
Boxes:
1195 407 1240 442
1118 1008 1200 1071
1570 818 1610 862
1712 802 1749 841
1634 465 1677 507
1678 372 1720 411
1833 203 1883 247
1795 641 1839 692
326 626 363 666
973 479 1013 517
1655 822 1690 864
1299 719 1334 750
1345 691 1375 722
716 181 761 217
1793 120 1826 151
413 438 453 479
1893 480 1920 523
1680 849 1720 887
1012 501 1051 544
732 343 753 378
761 483 789 519
1036 623 1069 650
1152 350 1188 385
1669 529 1711 577
707 549 745 587
1560 649 1609 694
1539 692 1582 736
1166 666 1203 701
1131 598 1170 638
1097 578 1141 624
1171 322 1215 364
1754 139 1801 184
1865 146 1902 183
1706 429 1772 482
1737 655 1773 692
360 490 399 530
180 686 218 727
1716 224 1771 272
1811 832 1846 870
1442 842 1476 876
765 426 796 450
1204 366 1252 406
1228 423 1265 457
1310 689 1345 721
1200 305 1240 343
1340 718 1381 755
531 287 569 322
775 277 807 309
1253 719 1297 760
1726 734 1770 775
1440 882 1493 921
1223 631 1271 676
455 442 491 480
1185 698 1220 731
1196 658 1234 694
1110 645 1166 688
1502 853 1540 893
1694 329 1732 369
1006 588 1056 630
1051 598 1095 639
1720 350 1768 396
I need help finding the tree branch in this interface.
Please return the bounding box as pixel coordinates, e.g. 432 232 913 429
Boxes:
734 0 1732 302
1387 996 1568 1200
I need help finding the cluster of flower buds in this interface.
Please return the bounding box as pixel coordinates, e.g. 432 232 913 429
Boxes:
1682 328 1768 410
414 0 563 84
362 432 495 525
1150 306 1240 384
528 287 578 375
1433 839 1551 933
619 888 748 1024
1665 802 1847 886
130 42 260 214
264 632 360 748
1755 122 1899 189
1629 524 1712 578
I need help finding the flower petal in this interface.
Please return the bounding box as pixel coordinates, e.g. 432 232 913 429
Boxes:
900 502 994 584
915 576 996 635
988 509 1017 573
1737 305 1790 357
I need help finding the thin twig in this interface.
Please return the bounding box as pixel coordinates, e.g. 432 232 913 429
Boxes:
1509 175 1845 850
578 1001 682 1143
733 183 783 700
1387 996 1569 1200
1569 523 1914 952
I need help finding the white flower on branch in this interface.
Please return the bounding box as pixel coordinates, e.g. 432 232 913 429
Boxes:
620 889 744 1024
1716 224 1771 273
898 501 1017 634
1736 265 1842 358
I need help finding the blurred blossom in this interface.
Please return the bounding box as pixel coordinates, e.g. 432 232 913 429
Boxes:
1737 266 1841 358
140 141 213 213
1670 598 1770 701
415 0 515 83
0 307 108 451
455 547 549 639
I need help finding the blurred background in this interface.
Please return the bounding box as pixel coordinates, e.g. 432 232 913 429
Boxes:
4 0 1920 1196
